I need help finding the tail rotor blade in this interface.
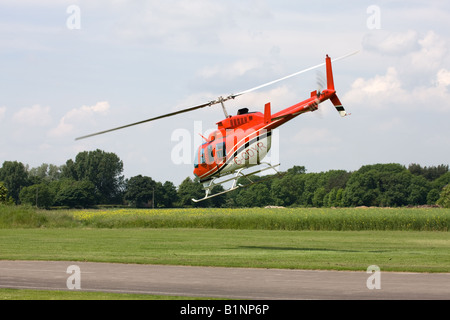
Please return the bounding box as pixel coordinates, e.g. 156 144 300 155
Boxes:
316 70 325 96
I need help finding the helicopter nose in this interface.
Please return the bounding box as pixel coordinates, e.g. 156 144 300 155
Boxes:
193 167 200 178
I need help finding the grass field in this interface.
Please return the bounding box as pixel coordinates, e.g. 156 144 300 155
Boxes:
0 288 206 300
1 228 449 272
1 205 449 299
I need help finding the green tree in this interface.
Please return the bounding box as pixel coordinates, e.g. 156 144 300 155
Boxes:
343 168 380 206
436 185 450 208
323 188 336 207
408 163 449 181
160 181 178 208
312 186 326 207
62 150 124 204
0 161 29 204
0 182 14 204
125 175 157 208
377 170 411 207
286 165 306 175
176 177 205 207
324 170 351 191
271 174 304 207
407 175 430 205
235 183 272 207
343 164 414 207
19 183 54 209
28 163 61 183
427 172 450 205
54 179 96 208
335 188 344 207
301 173 325 206
427 189 441 205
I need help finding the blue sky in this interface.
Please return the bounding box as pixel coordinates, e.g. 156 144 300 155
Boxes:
1 0 449 186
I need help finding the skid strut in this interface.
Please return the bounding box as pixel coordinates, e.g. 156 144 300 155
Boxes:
192 163 281 203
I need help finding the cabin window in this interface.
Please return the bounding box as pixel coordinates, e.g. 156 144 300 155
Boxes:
200 148 206 164
207 144 214 163
216 142 226 160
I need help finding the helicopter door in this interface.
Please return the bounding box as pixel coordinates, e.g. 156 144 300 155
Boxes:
207 144 214 164
216 141 226 163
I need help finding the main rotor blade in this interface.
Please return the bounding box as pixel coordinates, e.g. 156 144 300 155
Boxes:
230 50 360 99
76 50 359 141
75 101 213 140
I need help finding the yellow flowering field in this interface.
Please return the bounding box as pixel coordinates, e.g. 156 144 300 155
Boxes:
68 207 450 231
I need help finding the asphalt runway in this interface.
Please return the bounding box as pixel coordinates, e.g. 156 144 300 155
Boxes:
0 260 449 300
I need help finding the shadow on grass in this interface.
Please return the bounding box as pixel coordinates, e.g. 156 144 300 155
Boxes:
236 246 388 253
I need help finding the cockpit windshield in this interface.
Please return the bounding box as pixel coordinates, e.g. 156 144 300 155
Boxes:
194 147 200 168
195 139 227 168
194 145 207 168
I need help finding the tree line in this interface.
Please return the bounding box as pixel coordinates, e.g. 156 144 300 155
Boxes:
0 149 449 208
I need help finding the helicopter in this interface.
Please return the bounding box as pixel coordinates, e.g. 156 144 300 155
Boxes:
76 51 358 202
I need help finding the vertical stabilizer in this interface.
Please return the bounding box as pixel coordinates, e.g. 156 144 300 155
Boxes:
326 55 335 91
326 55 347 117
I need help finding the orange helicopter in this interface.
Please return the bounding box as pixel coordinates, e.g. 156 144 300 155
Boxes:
76 52 358 202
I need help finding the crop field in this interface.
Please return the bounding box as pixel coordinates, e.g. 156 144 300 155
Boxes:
2 205 450 231
57 206 450 231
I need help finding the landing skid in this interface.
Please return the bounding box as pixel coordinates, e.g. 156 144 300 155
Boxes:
192 162 282 203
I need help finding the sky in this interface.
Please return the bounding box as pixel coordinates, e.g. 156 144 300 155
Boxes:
0 0 449 186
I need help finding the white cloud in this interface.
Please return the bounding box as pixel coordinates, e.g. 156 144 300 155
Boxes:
414 68 450 113
344 67 405 108
293 127 340 146
1 0 72 4
112 1 230 47
345 30 450 113
49 101 110 138
232 86 297 111
408 31 449 73
198 59 263 80
362 30 449 83
436 69 450 87
344 66 450 113
363 30 419 55
12 104 52 126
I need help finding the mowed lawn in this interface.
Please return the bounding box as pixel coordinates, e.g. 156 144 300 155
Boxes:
1 206 449 273
1 228 449 273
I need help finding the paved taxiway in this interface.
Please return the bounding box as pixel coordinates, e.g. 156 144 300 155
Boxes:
0 260 449 299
